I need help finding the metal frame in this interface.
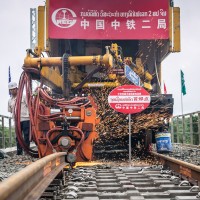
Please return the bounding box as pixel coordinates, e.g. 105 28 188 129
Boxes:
170 111 200 145
0 115 15 149
30 8 37 50
2 110 200 149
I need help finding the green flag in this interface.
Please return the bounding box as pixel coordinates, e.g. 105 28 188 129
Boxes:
181 70 186 95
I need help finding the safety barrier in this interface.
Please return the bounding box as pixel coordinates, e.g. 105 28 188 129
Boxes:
1 111 200 149
0 115 15 149
170 111 200 145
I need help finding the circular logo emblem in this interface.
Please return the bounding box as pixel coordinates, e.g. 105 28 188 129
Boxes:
52 8 77 28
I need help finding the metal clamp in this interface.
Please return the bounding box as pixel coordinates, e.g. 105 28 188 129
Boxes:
68 186 79 192
65 191 78 199
157 165 163 169
170 176 180 185
179 180 190 186
196 192 200 198
161 170 171 174
161 174 171 178
74 182 89 187
190 186 199 192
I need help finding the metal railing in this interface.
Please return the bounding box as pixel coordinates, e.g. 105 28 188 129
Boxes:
170 111 200 145
0 115 16 149
1 110 200 149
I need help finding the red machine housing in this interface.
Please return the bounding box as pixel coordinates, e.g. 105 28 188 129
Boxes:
14 72 99 163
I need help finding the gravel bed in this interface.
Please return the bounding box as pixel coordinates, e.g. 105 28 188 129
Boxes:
1 143 200 182
0 154 37 181
152 143 200 165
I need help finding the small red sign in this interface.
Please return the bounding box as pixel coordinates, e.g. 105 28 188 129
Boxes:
108 85 150 114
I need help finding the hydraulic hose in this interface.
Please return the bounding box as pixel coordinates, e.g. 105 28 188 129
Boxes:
15 71 91 158
15 72 39 157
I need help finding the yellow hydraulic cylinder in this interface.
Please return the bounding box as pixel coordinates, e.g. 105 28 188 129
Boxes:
173 7 181 52
24 54 113 68
38 6 45 53
72 81 120 88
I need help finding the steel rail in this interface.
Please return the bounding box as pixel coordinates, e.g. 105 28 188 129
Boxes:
0 152 67 200
174 143 200 149
152 151 200 182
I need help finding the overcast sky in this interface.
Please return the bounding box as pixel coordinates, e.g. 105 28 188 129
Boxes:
0 0 199 117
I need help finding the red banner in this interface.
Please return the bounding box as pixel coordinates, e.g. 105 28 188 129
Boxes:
49 0 169 40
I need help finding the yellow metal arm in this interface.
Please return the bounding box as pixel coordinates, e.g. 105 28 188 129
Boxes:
24 53 113 68
72 81 120 88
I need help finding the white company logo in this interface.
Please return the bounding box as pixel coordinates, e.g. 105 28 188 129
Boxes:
52 8 77 28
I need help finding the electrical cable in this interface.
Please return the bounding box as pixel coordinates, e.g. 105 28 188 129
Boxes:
15 71 91 158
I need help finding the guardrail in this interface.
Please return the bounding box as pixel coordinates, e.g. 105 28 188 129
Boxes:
1 110 200 149
0 115 15 149
170 111 200 145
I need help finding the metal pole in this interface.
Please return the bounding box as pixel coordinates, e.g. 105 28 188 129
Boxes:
171 117 174 143
182 115 185 143
180 71 185 144
2 116 5 149
190 114 193 145
198 113 200 145
30 8 37 50
129 113 132 166
9 118 12 147
180 70 184 116
176 117 180 143
30 8 32 49
180 70 184 134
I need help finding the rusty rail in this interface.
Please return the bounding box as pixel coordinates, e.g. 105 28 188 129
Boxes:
0 152 67 200
152 151 200 183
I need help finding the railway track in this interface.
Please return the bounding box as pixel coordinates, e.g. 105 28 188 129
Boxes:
1 151 200 200
0 152 66 200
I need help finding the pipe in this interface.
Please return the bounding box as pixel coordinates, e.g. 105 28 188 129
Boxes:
24 54 113 68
